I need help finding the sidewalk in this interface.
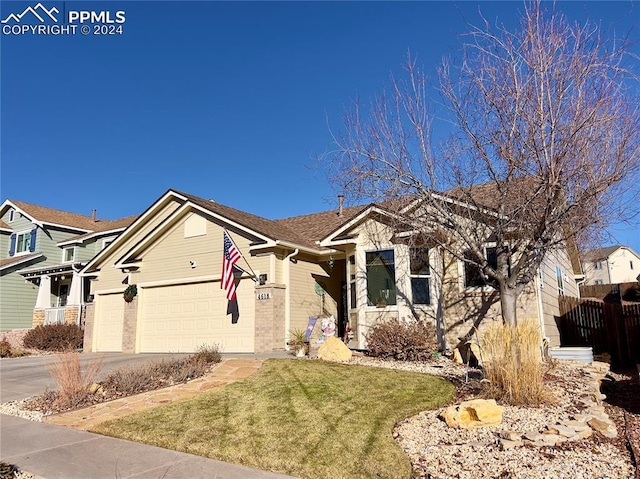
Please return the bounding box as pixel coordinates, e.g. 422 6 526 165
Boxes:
1 356 298 479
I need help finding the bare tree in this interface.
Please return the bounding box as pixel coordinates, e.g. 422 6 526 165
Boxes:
326 1 640 326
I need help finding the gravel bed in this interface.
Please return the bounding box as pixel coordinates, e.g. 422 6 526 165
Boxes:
352 356 635 479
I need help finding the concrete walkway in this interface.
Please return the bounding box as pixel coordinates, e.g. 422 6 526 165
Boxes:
45 358 263 430
1 356 297 479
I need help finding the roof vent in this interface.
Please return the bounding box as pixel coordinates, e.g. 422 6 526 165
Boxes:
337 195 344 217
92 209 97 222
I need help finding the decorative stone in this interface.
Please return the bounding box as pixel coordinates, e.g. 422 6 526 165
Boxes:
452 348 463 364
523 431 545 443
546 424 577 438
439 399 503 429
89 383 103 395
587 417 617 438
499 439 522 450
317 336 352 362
499 430 521 441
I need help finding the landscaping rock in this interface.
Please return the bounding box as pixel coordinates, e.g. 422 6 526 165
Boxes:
317 336 352 362
439 399 503 429
588 417 617 438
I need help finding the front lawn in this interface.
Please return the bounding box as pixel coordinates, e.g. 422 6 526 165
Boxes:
92 359 455 479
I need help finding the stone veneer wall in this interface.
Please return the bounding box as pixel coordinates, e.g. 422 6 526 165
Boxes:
122 298 138 353
83 303 95 352
32 309 44 328
254 284 286 353
64 306 80 325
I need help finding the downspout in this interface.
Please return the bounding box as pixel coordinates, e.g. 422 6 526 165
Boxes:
534 268 547 343
284 248 299 349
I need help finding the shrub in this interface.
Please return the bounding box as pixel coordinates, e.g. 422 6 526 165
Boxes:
481 318 549 405
365 318 438 361
0 337 29 358
190 343 223 365
23 324 84 351
47 351 103 410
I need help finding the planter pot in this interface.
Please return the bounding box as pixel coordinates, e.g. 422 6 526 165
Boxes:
296 347 306 357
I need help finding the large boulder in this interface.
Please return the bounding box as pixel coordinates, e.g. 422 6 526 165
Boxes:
317 336 352 362
439 399 503 429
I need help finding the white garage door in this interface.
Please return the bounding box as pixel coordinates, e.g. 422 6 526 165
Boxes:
138 281 254 353
94 293 124 352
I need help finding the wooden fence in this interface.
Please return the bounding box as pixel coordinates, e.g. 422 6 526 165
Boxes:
579 282 639 302
557 296 640 367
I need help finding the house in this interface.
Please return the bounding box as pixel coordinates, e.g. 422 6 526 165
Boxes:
582 245 640 286
0 200 136 331
80 188 581 354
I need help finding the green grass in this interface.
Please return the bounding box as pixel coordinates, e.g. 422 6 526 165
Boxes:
92 359 455 479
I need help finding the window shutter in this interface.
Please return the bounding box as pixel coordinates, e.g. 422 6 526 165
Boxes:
29 228 37 252
9 233 16 256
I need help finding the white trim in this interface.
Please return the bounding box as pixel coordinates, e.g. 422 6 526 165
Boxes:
57 229 125 247
13 229 34 256
62 246 76 263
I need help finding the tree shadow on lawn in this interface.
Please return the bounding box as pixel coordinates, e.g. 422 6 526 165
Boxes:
90 358 456 479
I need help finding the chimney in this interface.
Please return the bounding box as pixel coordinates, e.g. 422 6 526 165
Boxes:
92 209 97 222
337 195 344 217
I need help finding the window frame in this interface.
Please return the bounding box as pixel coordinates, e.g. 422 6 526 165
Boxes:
62 246 76 263
463 244 505 290
348 255 357 310
14 230 32 256
556 266 565 296
409 247 431 305
365 249 397 308
594 261 602 270
8 209 15 222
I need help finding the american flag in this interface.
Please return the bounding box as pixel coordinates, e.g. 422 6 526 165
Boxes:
221 230 241 301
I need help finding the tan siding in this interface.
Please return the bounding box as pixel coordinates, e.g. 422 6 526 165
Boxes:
289 256 337 341
91 200 181 293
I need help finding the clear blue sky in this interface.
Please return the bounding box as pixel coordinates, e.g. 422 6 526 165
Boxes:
2 1 638 253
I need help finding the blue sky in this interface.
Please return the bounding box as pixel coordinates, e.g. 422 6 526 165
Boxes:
1 1 638 253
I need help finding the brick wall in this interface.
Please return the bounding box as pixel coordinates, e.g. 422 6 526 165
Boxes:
64 306 79 325
254 284 286 352
122 297 138 353
83 303 95 352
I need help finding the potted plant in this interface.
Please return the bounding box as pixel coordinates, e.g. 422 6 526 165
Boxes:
288 329 308 357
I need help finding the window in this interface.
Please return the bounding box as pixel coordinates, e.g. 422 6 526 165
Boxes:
594 261 602 270
556 266 565 296
366 250 396 307
102 237 115 250
410 247 431 305
348 255 356 309
631 261 635 270
8 209 15 222
595 279 604 285
464 246 499 288
15 231 31 254
62 247 75 263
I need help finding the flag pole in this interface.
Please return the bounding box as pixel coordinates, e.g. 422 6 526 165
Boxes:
224 229 259 283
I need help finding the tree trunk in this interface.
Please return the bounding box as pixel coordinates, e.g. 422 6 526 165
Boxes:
499 282 518 327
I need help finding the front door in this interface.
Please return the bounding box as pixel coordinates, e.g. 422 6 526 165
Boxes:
57 283 69 307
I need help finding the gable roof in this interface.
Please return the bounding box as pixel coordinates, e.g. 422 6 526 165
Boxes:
3 200 107 232
0 253 44 272
583 245 640 262
58 214 139 246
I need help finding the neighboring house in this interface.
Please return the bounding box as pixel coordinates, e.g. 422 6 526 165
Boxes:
582 245 640 286
80 188 581 354
0 200 136 331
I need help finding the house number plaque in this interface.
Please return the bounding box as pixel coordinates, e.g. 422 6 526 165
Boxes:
256 293 271 300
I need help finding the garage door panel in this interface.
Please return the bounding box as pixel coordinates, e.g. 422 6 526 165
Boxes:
139 281 254 353
94 294 124 352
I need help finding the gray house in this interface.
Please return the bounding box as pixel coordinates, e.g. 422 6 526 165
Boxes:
0 200 136 331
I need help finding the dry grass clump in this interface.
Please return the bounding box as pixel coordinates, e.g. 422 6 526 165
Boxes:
481 318 549 405
47 351 104 410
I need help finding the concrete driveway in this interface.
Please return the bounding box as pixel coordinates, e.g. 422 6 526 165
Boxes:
0 352 189 403
0 352 297 479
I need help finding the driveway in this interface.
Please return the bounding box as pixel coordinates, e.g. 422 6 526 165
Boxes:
0 352 297 479
0 352 189 403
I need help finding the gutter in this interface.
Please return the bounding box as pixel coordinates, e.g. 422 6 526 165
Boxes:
284 248 299 350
